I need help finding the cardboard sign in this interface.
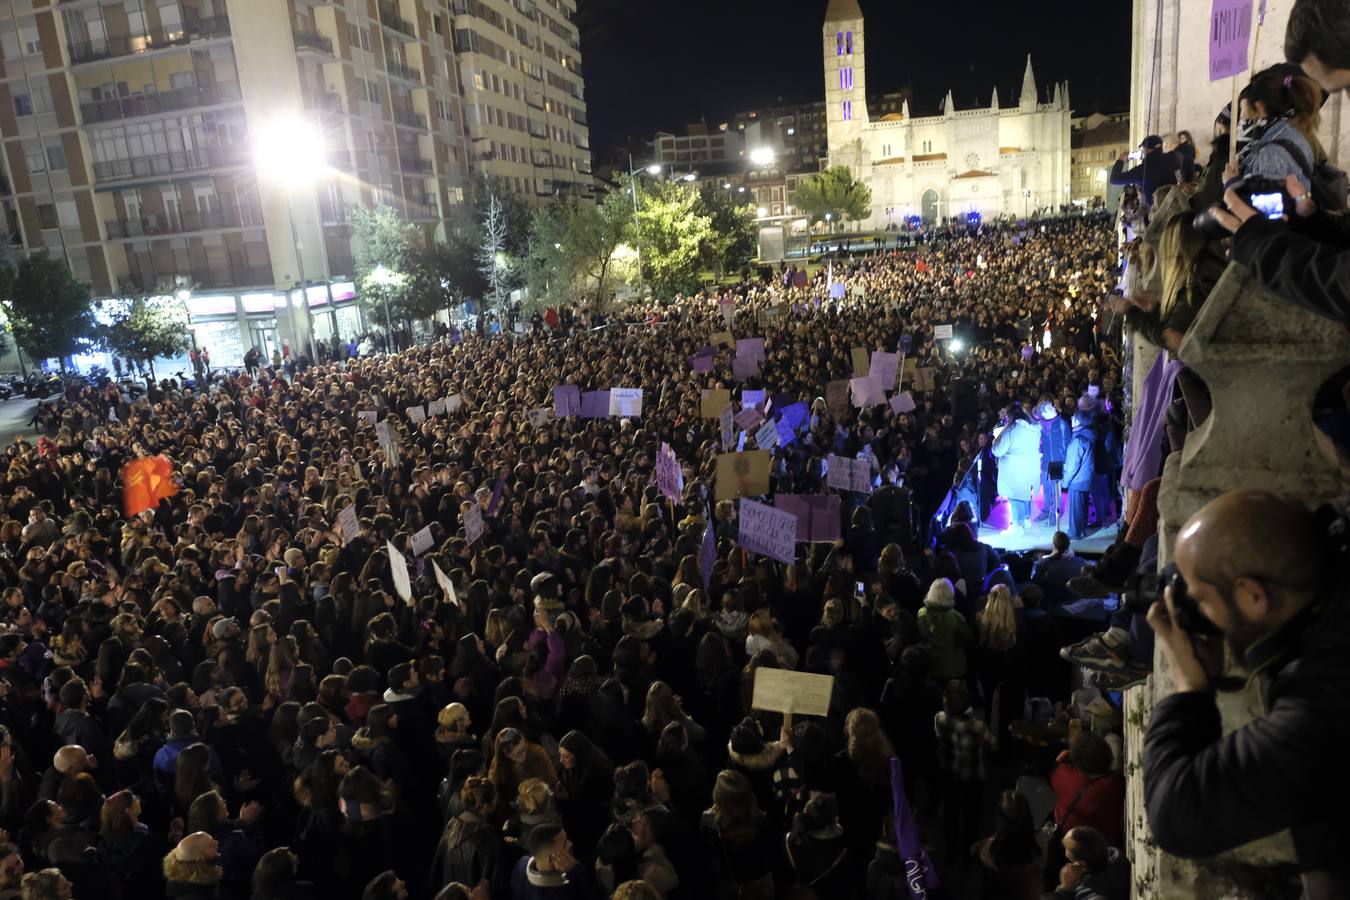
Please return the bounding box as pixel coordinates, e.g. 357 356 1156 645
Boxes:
711 331 734 349
406 405 426 423
756 306 782 328
752 667 834 717
1209 0 1253 81
337 504 359 545
826 380 850 417
527 407 552 428
609 387 643 417
735 408 765 431
553 384 582 417
755 419 780 451
826 453 872 494
427 397 446 416
742 389 766 411
357 410 377 427
851 376 886 408
851 347 870 377
410 525 434 557
775 418 796 447
732 354 760 380
719 404 735 452
890 391 917 414
738 498 797 564
656 442 683 503
432 559 459 608
580 390 610 419
387 540 412 602
934 324 954 340
779 402 809 433
445 394 463 413
375 420 398 467
774 494 841 543
735 337 765 362
714 450 771 501
463 503 485 545
870 351 900 391
701 389 732 419
913 367 937 393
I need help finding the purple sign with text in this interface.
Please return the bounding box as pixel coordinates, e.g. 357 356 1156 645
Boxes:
737 498 798 564
553 384 581 417
579 390 610 419
1209 0 1253 81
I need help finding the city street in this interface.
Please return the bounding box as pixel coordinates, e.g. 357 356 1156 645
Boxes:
0 395 38 447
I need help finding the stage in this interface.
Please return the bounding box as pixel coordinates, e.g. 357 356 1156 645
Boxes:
974 498 1119 556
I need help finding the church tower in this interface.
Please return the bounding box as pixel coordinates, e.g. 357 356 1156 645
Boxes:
823 0 868 173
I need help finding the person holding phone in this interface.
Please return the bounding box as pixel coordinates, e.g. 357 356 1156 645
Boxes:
1108 135 1182 207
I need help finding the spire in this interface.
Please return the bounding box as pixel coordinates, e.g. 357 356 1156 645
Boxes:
943 90 954 116
824 0 863 23
1019 54 1037 108
901 98 910 118
1061 80 1071 111
1052 82 1062 107
991 86 999 110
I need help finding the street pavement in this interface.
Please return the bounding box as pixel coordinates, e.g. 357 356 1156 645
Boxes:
0 396 38 446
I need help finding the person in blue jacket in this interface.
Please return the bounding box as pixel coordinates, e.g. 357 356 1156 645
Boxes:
1062 414 1097 541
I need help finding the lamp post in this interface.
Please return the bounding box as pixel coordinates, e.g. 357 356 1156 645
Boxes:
253 116 328 362
627 153 644 288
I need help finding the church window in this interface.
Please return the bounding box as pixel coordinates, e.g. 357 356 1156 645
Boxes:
836 32 843 56
840 67 853 90
842 99 852 121
845 31 853 54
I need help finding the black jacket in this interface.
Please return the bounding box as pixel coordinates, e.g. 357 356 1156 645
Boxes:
1109 151 1181 206
1144 596 1350 896
430 812 507 896
1230 212 1350 324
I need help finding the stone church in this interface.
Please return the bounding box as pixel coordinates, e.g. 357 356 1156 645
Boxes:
823 0 1072 225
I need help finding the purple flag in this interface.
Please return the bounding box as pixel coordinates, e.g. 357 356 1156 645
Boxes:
487 478 505 515
699 506 716 590
890 757 940 899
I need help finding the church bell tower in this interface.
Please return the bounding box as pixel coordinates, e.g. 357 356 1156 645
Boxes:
823 0 868 173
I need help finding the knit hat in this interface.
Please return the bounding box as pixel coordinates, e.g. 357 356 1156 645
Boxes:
729 718 764 756
437 702 470 729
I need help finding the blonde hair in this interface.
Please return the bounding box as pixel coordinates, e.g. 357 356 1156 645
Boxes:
1158 215 1209 322
977 585 1018 652
516 778 551 815
820 598 844 628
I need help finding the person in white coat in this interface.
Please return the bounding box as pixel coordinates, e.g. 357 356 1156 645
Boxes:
991 405 1042 532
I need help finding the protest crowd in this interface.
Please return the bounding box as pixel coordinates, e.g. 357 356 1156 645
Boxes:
3 1 1350 896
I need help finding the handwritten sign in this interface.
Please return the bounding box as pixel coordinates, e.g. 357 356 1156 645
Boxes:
738 498 797 564
742 389 766 410
701 389 732 418
851 376 886 408
913 367 937 393
851 347 870 377
410 525 434 557
755 419 780 451
432 559 459 608
337 504 359 545
445 394 463 413
1209 0 1253 81
656 442 683 503
527 407 552 428
890 390 917 414
406 405 426 423
609 387 643 417
735 407 765 431
826 454 872 494
553 384 581 417
427 397 446 416
779 402 809 433
711 331 734 349
386 540 412 602
826 380 850 417
753 667 834 717
375 420 398 467
714 450 771 501
357 410 377 427
774 494 841 542
463 503 485 545
719 404 735 452
870 351 900 391
933 324 954 340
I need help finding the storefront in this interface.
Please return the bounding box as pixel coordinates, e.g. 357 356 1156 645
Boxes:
185 280 362 367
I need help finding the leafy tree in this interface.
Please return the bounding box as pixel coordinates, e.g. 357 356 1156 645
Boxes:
352 205 422 328
793 166 873 228
565 188 635 312
632 176 712 297
697 187 758 279
0 254 94 373
521 199 574 312
97 294 190 379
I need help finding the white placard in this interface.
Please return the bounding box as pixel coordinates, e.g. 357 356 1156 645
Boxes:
527 407 552 428
410 525 434 557
357 410 377 427
463 503 485 545
755 419 780 450
609 387 643 417
337 504 359 545
406 405 426 423
445 394 463 413
934 324 954 340
432 560 459 608
427 397 446 416
752 667 834 717
386 540 412 603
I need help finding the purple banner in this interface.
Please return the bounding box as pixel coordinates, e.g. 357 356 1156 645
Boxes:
779 401 809 433
890 757 940 899
690 354 715 374
1209 0 1253 81
737 498 798 564
735 337 765 361
699 505 716 590
742 389 766 410
829 282 845 299
580 390 610 419
774 494 841 543
553 384 581 417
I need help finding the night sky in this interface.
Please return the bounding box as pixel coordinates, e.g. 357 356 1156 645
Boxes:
577 0 1134 162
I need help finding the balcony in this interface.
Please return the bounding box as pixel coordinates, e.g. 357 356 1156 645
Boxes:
378 3 417 38
398 153 433 173
105 208 251 239
80 82 242 125
293 31 334 55
93 145 250 184
406 201 438 220
384 59 422 83
392 107 427 129
67 15 231 65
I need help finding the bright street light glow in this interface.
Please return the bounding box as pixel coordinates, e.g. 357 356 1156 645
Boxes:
824 213 832 221
176 289 191 301
681 173 696 182
737 186 746 193
646 164 662 175
749 147 775 165
950 339 965 353
253 116 326 185
721 182 731 189
756 206 768 217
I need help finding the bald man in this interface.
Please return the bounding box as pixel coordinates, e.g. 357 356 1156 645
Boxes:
1144 489 1349 898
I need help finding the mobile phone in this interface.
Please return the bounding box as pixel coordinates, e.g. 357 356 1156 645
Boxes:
1249 192 1284 219
1128 150 1143 162
855 581 865 596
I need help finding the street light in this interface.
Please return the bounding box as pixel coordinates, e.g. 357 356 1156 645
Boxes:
253 115 327 361
646 163 663 175
749 147 775 166
756 206 768 218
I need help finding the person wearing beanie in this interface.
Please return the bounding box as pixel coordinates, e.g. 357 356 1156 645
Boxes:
917 578 973 683
162 831 222 900
725 717 784 819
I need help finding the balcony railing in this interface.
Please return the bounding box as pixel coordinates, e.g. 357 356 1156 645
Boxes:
105 208 253 238
398 154 433 173
378 3 417 37
407 202 439 220
93 145 250 183
293 31 334 55
67 15 231 65
384 59 422 83
80 82 242 125
392 107 427 129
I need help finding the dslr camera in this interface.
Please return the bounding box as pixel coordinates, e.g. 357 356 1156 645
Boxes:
1120 564 1221 637
1193 176 1295 239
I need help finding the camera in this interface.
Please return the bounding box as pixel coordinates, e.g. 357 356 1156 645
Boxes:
1193 176 1294 239
1121 564 1221 637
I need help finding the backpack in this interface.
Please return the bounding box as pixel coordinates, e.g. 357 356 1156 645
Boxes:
1270 137 1349 212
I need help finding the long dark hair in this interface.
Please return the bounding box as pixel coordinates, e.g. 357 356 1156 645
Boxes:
989 790 1040 870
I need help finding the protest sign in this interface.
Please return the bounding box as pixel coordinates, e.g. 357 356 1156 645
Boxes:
337 504 359 545
432 560 459 608
689 353 714 374
375 420 398 467
732 354 760 380
410 525 434 557
1209 0 1253 80
386 540 412 602
825 380 850 417
701 389 732 418
890 391 917 414
851 347 870 377
793 270 808 287
735 337 765 362
527 408 552 428
752 667 834 717
774 494 841 542
719 404 735 453
427 398 446 416
553 384 582 417
775 418 796 447
580 390 610 419
851 376 886 408
714 450 771 501
826 454 873 494
738 498 797 563
656 442 683 503
870 351 900 391
829 282 846 299
755 419 780 451
734 408 765 431
779 402 810 433
487 478 505 515
934 324 954 340
756 306 782 328
898 334 913 354
742 389 766 411
711 331 734 349
406 405 426 423
463 503 485 545
445 394 463 413
609 387 643 417
357 410 377 427
914 367 937 392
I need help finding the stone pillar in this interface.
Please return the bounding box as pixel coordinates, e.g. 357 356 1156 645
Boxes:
1124 262 1350 898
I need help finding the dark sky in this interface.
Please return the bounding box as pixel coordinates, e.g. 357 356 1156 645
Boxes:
577 0 1134 162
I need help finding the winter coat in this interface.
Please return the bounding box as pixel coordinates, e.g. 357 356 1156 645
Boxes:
991 419 1041 502
1062 425 1096 492
431 812 507 896
1049 751 1126 847
917 595 972 682
163 854 224 900
508 856 595 899
1109 150 1181 206
1044 847 1130 900
1039 416 1071 465
1229 209 1350 327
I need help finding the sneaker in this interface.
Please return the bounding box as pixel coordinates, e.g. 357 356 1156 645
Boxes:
1060 634 1127 672
1085 664 1150 691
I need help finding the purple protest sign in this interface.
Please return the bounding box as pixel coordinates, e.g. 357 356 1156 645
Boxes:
829 282 845 299
732 354 760 380
737 498 797 564
851 376 886 408
734 408 765 431
870 351 901 391
655 443 683 503
779 402 809 433
735 337 765 361
742 389 766 410
898 334 912 354
775 419 796 447
487 478 505 515
774 494 841 542
553 384 581 417
579 390 610 419
891 758 941 899
689 354 715 374
1209 0 1253 81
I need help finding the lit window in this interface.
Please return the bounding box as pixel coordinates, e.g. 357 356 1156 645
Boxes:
836 32 843 56
846 31 853 54
840 67 853 90
842 99 852 121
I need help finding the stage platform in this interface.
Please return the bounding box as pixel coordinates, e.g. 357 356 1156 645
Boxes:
974 499 1119 556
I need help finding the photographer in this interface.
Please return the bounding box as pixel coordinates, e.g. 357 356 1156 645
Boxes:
1109 136 1182 208
1143 489 1350 897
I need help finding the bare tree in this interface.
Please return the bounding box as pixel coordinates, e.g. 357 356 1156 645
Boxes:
477 193 510 319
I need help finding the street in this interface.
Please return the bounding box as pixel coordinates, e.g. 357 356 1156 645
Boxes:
0 396 38 447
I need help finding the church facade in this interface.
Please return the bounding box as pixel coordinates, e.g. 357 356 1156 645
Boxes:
823 0 1072 226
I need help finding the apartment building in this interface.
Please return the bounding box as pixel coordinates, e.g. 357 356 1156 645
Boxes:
451 0 591 203
0 0 474 365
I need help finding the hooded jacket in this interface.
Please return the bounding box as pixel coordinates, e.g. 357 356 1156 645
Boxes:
917 586 972 682
1062 421 1097 492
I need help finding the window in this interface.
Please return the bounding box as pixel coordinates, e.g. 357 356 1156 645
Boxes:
842 99 851 121
46 145 66 171
361 29 372 52
836 31 842 56
30 85 51 114
434 15 444 35
36 204 57 229
25 150 45 174
473 71 484 91
840 66 853 91
846 31 853 54
13 94 31 117
349 24 360 48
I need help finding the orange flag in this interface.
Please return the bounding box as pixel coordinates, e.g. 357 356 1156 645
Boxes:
121 456 178 518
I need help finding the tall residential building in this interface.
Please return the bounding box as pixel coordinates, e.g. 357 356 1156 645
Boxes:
451 0 591 203
0 0 472 366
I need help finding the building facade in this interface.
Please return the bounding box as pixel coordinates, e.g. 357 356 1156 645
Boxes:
823 0 1071 226
0 0 488 365
1070 112 1129 207
451 0 591 203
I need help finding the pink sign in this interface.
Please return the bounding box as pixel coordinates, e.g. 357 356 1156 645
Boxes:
738 498 798 564
655 442 683 503
1209 0 1252 81
774 494 841 543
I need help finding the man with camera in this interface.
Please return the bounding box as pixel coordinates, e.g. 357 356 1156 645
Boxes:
1109 135 1182 208
1143 489 1350 898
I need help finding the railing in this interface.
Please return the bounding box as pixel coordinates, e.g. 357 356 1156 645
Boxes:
293 31 334 55
93 145 250 183
80 82 242 125
392 107 427 129
398 154 433 173
105 208 251 238
67 15 231 65
384 59 422 83
319 199 349 222
406 202 439 219
378 3 417 37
